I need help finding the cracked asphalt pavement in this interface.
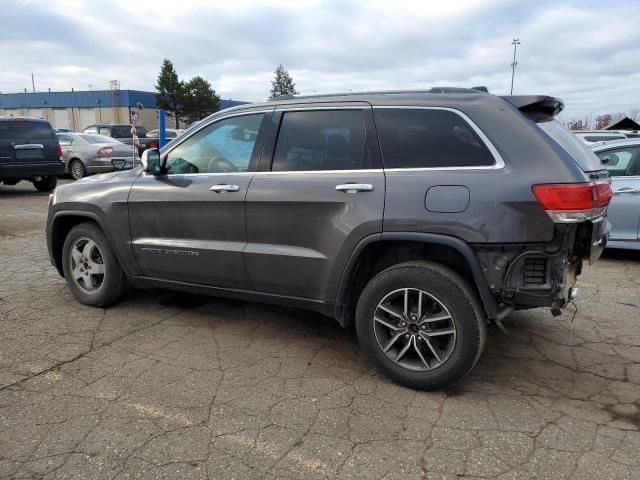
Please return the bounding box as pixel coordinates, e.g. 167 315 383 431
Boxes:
1 179 639 480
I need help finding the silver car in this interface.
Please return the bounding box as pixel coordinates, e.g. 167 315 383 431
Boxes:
146 128 185 139
592 139 640 250
57 133 139 180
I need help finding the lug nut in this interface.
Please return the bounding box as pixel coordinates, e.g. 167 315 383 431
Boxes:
405 334 410 338
401 321 407 327
411 315 417 321
421 325 427 330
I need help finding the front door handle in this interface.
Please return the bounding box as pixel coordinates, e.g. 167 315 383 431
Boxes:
335 183 374 193
210 184 240 192
613 187 640 195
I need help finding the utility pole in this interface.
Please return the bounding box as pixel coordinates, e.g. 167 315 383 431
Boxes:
31 73 36 93
510 38 520 95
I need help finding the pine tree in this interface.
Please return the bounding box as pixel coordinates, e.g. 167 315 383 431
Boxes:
155 59 183 128
270 64 299 98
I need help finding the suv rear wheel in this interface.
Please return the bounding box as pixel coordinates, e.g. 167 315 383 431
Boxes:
33 176 57 192
61 223 125 307
356 261 486 390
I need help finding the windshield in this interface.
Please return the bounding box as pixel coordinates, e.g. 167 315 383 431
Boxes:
81 134 122 144
538 120 603 172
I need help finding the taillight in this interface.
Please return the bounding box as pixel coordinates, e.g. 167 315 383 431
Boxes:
96 147 113 156
56 143 63 161
532 181 612 223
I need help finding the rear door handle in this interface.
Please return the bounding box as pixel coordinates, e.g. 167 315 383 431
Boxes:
613 187 640 194
210 184 240 192
335 183 374 193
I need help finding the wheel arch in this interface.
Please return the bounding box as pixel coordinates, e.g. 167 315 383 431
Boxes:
335 232 498 326
49 211 123 277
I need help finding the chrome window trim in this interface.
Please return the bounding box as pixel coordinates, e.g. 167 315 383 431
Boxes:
373 105 505 171
160 109 273 175
274 105 370 111
159 104 506 175
155 169 385 178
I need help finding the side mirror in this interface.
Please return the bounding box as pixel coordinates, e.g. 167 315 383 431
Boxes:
141 148 162 174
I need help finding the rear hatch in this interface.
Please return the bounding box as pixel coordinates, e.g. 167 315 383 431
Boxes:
501 95 611 263
0 118 59 165
501 95 604 173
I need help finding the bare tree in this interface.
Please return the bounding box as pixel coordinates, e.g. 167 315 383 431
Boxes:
595 114 612 130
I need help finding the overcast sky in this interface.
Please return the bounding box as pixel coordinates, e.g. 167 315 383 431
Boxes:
2 0 639 120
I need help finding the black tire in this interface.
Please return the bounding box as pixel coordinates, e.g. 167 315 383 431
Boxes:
69 159 87 180
33 176 57 192
61 222 125 307
355 261 487 390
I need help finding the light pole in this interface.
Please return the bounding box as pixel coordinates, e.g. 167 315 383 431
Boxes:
510 38 520 95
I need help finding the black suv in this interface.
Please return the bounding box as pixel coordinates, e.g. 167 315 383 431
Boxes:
46 89 611 389
0 117 64 191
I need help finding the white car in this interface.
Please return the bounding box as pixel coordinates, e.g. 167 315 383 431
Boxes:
574 130 639 144
146 128 184 140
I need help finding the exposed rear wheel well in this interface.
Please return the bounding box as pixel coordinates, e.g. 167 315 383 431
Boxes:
342 241 480 325
51 216 100 275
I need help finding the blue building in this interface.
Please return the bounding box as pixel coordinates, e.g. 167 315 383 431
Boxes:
0 89 247 131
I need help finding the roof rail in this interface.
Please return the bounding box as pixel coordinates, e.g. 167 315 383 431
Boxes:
270 87 488 101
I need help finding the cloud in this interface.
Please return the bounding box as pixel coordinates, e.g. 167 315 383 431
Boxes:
1 0 639 119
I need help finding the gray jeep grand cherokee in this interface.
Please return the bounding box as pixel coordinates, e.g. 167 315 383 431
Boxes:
46 89 611 389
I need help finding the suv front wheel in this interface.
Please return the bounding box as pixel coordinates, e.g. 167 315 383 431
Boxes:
356 261 486 390
61 223 126 307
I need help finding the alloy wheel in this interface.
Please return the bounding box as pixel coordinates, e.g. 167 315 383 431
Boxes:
71 161 85 180
373 288 457 371
68 237 105 293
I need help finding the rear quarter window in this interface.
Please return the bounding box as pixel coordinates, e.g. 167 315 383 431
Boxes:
0 121 55 141
538 120 604 172
374 108 496 169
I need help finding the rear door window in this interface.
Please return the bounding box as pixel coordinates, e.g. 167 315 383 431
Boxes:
0 121 55 141
110 126 129 138
272 110 368 171
374 108 495 169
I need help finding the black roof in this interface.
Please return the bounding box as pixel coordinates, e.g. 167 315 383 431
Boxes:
605 117 640 131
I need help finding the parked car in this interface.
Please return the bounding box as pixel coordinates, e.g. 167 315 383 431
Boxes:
47 89 611 389
55 128 75 133
591 139 640 250
574 130 640 144
0 116 64 191
57 133 139 180
81 124 158 155
146 128 184 140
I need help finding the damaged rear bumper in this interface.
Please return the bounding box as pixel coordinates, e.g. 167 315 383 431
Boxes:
473 217 609 311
